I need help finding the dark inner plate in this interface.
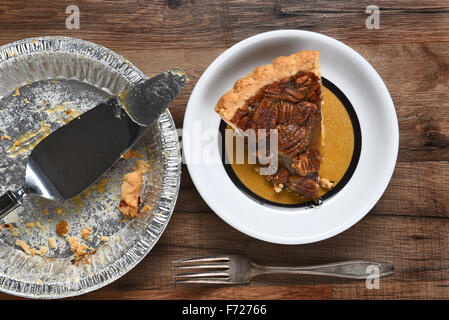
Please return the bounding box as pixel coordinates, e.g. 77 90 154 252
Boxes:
219 77 362 208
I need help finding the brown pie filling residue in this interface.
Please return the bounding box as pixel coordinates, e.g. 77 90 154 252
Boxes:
229 71 323 199
56 220 68 237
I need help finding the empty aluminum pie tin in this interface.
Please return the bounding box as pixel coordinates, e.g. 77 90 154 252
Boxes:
0 36 181 298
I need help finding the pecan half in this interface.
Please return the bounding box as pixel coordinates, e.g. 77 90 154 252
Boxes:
277 100 295 125
288 176 320 199
275 124 308 157
295 102 319 126
266 167 290 191
295 73 309 86
292 149 322 177
306 82 322 102
251 97 278 133
277 101 319 126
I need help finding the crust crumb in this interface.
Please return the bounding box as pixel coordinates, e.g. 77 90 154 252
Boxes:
36 221 45 232
39 246 48 256
48 237 56 249
25 222 35 229
118 160 149 218
319 178 333 189
66 237 88 257
122 149 137 159
2 223 19 236
81 227 92 240
16 240 34 256
0 135 11 142
16 240 48 256
11 228 19 236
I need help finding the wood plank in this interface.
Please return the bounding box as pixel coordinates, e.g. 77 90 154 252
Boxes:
371 161 449 218
333 280 449 299
0 0 448 50
177 161 449 218
353 43 449 163
0 0 447 301
59 213 448 298
1 281 447 299
71 285 333 300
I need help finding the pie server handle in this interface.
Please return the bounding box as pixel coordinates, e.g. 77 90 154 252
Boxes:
0 188 26 220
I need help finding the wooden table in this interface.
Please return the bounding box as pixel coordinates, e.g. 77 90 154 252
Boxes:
0 0 448 300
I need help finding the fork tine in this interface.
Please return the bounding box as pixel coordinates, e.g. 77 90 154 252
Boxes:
173 263 229 270
172 256 230 265
173 271 229 279
173 278 230 284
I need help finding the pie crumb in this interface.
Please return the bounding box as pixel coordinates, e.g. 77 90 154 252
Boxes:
66 237 88 257
319 178 333 189
36 221 45 232
48 237 56 249
16 240 34 256
39 246 48 256
16 240 48 256
25 222 35 229
122 149 137 159
0 135 11 142
118 160 149 218
81 227 92 240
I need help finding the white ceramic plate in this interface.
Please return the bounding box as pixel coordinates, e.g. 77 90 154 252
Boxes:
183 30 398 245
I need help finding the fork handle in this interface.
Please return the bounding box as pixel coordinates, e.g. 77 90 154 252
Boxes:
251 260 394 279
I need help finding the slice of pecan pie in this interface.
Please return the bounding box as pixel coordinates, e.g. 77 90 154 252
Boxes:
215 50 323 199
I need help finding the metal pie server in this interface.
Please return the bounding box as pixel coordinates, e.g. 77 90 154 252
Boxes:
0 69 186 219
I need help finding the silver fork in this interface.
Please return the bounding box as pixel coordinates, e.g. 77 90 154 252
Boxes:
172 255 394 284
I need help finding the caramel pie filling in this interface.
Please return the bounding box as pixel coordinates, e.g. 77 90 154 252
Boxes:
229 71 323 199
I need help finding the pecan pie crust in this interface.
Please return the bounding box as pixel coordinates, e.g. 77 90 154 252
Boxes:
215 50 321 127
215 50 324 200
